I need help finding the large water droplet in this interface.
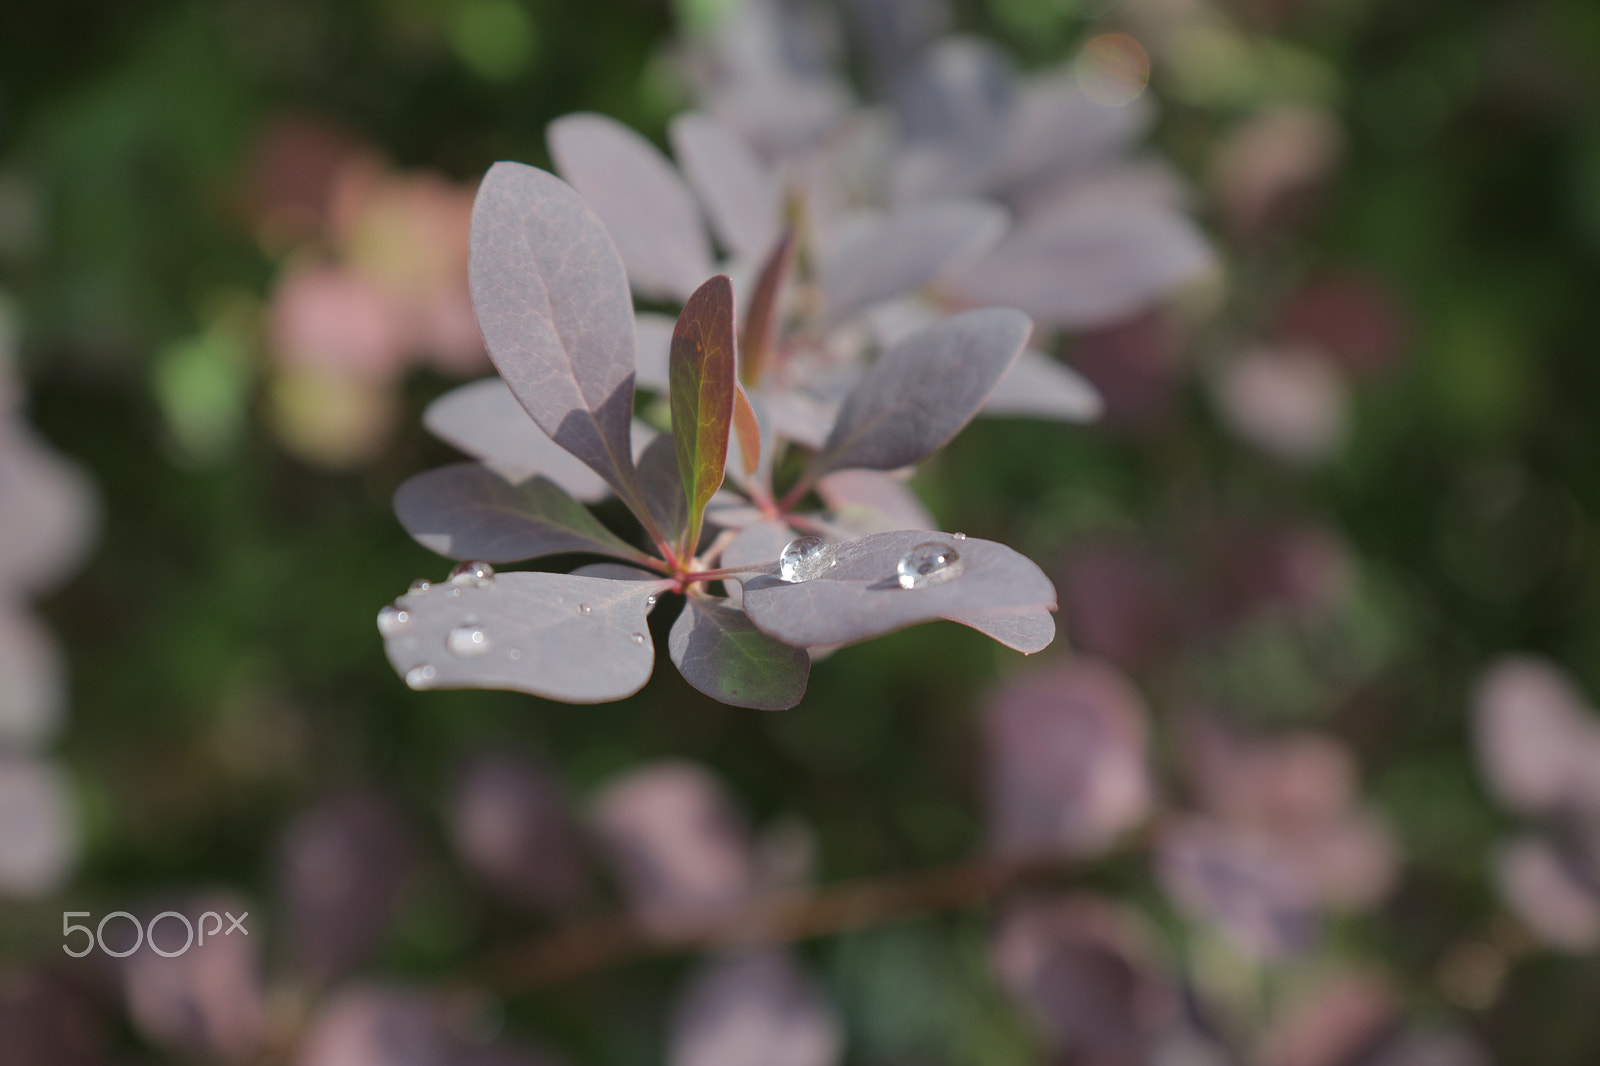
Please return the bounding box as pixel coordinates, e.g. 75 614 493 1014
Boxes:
405 664 438 689
896 541 964 590
408 579 432 595
446 623 491 658
377 603 411 638
629 632 646 646
779 535 836 583
448 560 496 589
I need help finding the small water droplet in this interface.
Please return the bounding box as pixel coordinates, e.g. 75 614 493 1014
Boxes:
577 603 592 616
448 560 496 589
446 623 491 658
629 632 646 645
405 664 438 689
779 535 836 583
952 531 968 541
446 587 461 598
896 541 964 590
645 594 658 607
377 603 411 637
408 579 432 595
507 649 522 661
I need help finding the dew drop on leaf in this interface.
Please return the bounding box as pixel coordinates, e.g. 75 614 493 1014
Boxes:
446 623 492 658
408 579 432 595
405 664 438 689
779 535 837 583
448 560 496 589
896 541 964 590
377 603 411 637
507 649 522 660
646 594 658 607
630 632 646 645
953 532 967 540
577 603 593 616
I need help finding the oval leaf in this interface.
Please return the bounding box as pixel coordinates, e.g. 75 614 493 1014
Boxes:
669 112 782 264
740 530 1056 648
948 605 1057 653
669 597 810 710
983 347 1104 423
816 308 1031 475
381 571 665 703
469 162 644 510
423 377 610 500
821 201 1007 323
394 463 647 565
671 276 738 553
548 113 715 302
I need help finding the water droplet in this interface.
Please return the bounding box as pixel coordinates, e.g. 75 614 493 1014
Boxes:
405 664 438 689
408 579 432 595
377 603 411 637
645 594 658 607
952 531 968 541
446 587 461 598
446 623 491 658
448 560 496 589
507 649 522 661
896 541 964 590
577 603 592 616
779 535 836 583
629 632 646 645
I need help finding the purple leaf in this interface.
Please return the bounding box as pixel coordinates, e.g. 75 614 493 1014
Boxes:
547 113 715 302
982 347 1103 422
0 604 64 748
983 659 1152 860
394 463 648 565
0 753 78 897
990 73 1155 201
1473 656 1600 817
946 607 1056 653
671 276 738 554
948 197 1212 330
637 432 689 546
468 162 645 512
423 378 610 501
669 597 810 710
820 202 1006 323
740 531 1055 648
381 570 666 703
449 752 589 912
738 229 796 388
816 468 935 537
277 790 416 983
668 950 841 1066
122 891 265 1060
1155 819 1320 958
891 37 1014 202
815 309 1031 475
589 761 757 934
669 113 782 263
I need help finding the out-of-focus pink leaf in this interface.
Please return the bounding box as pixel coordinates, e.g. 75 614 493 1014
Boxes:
671 276 738 554
1257 970 1396 1066
984 659 1152 860
268 263 406 381
589 761 757 935
449 752 589 912
547 114 715 302
1474 656 1600 816
0 753 77 898
991 73 1156 201
1211 346 1348 464
949 197 1212 330
423 379 610 501
670 113 782 263
669 597 810 710
891 37 1014 202
815 309 1031 475
1155 819 1319 958
394 463 647 565
741 531 1055 649
296 984 563 1066
981 347 1103 422
381 570 666 704
122 892 266 1060
0 967 111 1066
821 202 1006 323
468 162 645 511
816 468 935 537
667 951 841 1066
0 425 98 596
278 790 416 983
737 229 796 388
1495 836 1600 951
0 605 63 749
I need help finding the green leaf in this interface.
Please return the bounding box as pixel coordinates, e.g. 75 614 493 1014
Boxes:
669 274 737 557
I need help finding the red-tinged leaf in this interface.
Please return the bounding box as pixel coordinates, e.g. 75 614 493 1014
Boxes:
671 276 738 555
669 597 810 710
738 228 796 388
467 163 646 517
732 383 762 478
